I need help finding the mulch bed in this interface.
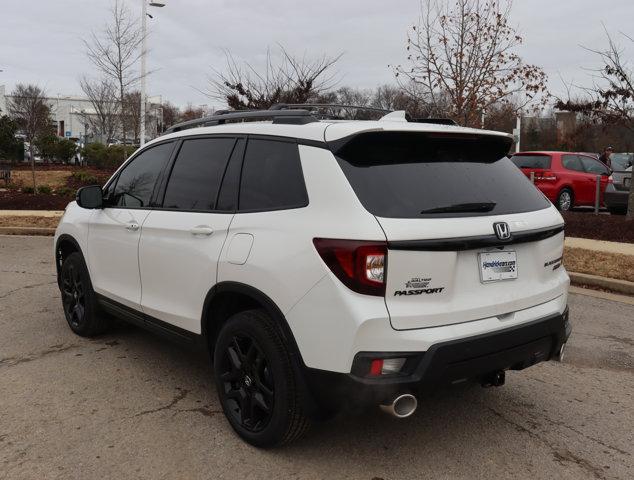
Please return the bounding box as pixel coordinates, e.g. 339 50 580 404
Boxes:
562 212 634 243
0 191 73 210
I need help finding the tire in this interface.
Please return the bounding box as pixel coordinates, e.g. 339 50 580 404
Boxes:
556 188 574 211
60 252 109 337
213 309 310 447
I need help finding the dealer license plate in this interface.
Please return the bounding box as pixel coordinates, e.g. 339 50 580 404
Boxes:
478 251 518 283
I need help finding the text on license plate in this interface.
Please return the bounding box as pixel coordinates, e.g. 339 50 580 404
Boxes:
478 251 518 283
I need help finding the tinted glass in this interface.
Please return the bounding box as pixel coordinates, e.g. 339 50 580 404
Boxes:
511 155 551 169
217 139 245 212
580 156 609 175
561 155 584 172
112 142 174 208
239 139 308 211
336 132 549 218
162 138 236 211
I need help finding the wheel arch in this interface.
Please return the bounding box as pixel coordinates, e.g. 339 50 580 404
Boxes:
201 281 304 365
55 234 85 286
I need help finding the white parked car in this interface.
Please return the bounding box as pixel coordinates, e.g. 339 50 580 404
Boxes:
54 106 571 447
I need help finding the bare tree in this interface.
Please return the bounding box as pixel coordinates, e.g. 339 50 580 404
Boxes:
7 84 52 192
161 101 181 131
84 0 144 142
207 46 341 109
181 104 205 121
79 77 120 143
394 0 549 127
556 29 634 218
124 90 141 143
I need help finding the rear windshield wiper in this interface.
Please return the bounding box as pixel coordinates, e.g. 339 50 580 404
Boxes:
420 202 496 214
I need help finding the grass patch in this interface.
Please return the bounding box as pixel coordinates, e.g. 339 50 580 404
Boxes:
564 246 634 283
0 216 60 229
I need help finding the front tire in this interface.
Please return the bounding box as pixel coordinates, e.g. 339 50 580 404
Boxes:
213 309 310 447
556 188 574 211
60 252 109 336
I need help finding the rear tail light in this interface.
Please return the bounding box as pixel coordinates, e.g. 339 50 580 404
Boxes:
312 238 387 296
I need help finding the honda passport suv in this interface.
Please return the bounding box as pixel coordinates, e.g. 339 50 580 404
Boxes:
54 106 571 447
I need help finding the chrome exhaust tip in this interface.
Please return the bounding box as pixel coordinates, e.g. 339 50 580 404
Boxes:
380 393 418 418
556 342 566 362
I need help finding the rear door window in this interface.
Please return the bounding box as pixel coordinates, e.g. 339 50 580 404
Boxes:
511 155 551 169
335 132 549 218
561 155 584 172
239 139 308 211
162 137 236 211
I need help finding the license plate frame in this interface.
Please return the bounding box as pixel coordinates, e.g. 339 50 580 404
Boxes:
478 251 518 283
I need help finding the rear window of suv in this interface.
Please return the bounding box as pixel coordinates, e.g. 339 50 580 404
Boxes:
511 154 552 169
335 132 550 218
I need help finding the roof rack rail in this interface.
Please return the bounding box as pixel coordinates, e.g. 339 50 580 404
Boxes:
164 109 318 134
270 103 392 115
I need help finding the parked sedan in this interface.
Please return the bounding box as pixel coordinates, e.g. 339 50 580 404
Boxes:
511 151 611 211
604 153 632 214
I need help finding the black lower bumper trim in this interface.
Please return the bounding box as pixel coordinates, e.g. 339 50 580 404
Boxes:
303 307 571 411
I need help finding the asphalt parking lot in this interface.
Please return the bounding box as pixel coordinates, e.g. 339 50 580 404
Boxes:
1 235 633 480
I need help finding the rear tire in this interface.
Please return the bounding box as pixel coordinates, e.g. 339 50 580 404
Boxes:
556 188 574 211
60 252 109 337
213 309 310 447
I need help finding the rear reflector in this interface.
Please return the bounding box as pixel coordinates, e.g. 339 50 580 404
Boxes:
313 238 387 296
368 357 407 376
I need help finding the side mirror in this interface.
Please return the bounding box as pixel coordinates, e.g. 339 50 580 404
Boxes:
76 185 103 209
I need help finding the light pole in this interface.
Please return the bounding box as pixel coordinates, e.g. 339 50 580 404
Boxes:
140 0 165 147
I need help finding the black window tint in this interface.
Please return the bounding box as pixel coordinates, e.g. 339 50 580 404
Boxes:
561 155 584 172
162 138 236 211
580 156 609 175
239 139 308 211
336 132 549 218
112 142 174 208
217 138 245 212
511 155 551 169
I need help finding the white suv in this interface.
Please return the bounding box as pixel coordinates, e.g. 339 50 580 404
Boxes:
54 107 571 447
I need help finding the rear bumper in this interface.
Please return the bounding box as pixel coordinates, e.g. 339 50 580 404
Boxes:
604 188 628 207
303 307 571 410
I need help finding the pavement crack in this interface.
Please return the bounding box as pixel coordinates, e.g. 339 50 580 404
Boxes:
0 281 57 300
174 406 221 418
485 405 609 480
0 344 80 368
133 388 190 418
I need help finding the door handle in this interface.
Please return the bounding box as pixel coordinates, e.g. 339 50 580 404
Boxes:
126 222 140 232
190 226 214 236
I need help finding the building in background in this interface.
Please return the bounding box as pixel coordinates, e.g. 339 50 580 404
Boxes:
0 85 163 145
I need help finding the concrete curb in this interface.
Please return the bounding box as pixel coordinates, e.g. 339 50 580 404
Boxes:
0 227 55 236
569 271 634 296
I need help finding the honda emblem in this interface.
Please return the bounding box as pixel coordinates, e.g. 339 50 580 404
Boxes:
493 222 511 240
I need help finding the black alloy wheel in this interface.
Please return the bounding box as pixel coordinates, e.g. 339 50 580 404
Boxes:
61 261 86 330
219 333 275 433
59 252 109 336
213 309 310 447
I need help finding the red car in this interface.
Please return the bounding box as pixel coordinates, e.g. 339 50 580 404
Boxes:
511 151 612 211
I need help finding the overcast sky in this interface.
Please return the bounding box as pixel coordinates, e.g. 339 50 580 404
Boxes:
1 0 633 109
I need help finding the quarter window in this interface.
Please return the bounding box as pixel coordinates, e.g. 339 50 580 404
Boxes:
111 142 174 208
239 139 308 211
162 138 236 211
